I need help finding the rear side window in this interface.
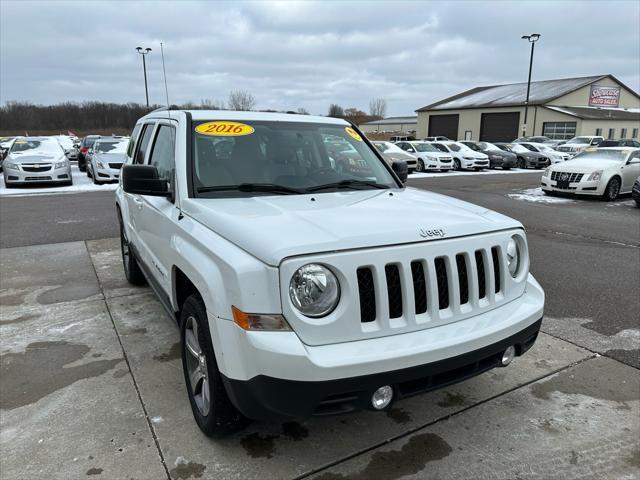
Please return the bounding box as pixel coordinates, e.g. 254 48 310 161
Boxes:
148 125 176 179
135 124 155 164
126 124 142 161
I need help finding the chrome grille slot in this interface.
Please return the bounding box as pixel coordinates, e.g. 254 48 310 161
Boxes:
411 261 427 315
357 268 376 323
385 264 403 319
434 257 449 310
551 171 584 183
456 254 469 305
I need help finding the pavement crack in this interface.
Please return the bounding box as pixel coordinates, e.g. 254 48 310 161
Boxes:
85 240 172 480
293 355 597 480
529 228 639 249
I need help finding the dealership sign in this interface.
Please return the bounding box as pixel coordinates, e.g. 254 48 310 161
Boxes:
589 85 621 107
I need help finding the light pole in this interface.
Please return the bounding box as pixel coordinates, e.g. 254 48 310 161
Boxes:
521 33 540 136
136 46 152 107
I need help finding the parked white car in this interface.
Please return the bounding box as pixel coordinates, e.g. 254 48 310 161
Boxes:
394 141 453 172
541 147 640 200
520 142 570 164
555 136 604 157
372 141 418 172
430 141 489 170
3 137 72 187
116 109 544 436
87 137 129 185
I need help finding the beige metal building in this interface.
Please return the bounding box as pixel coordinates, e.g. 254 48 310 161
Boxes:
415 74 640 142
359 116 417 134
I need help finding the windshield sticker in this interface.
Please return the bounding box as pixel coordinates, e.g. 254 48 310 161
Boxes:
195 121 254 137
345 127 363 142
14 140 27 144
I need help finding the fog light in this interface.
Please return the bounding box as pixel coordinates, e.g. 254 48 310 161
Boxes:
371 385 394 410
501 346 516 366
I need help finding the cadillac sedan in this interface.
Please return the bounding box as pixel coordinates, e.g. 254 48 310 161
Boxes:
3 137 72 187
541 147 640 201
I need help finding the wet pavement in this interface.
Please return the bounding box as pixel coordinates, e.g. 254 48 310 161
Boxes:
1 238 639 479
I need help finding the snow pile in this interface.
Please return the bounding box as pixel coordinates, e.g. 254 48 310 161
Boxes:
507 187 574 204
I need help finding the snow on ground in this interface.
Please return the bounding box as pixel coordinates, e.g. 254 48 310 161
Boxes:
0 165 117 197
409 168 542 179
507 187 574 204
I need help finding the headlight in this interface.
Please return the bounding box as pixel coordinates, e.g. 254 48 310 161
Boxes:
4 162 19 170
96 161 105 169
543 166 551 177
463 156 474 160
55 160 68 168
289 263 340 317
587 170 602 181
506 236 521 278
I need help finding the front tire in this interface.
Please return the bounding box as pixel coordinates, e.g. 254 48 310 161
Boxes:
416 159 425 172
453 159 461 170
119 222 146 285
517 157 526 169
603 177 621 201
180 295 248 437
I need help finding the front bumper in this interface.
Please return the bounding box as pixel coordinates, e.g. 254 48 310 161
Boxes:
4 165 71 184
461 159 488 169
214 274 544 420
541 175 603 196
94 165 122 181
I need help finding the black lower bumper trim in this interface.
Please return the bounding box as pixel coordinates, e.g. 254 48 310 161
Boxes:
222 318 543 421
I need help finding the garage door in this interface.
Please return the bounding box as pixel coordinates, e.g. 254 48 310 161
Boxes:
428 114 459 140
480 112 520 142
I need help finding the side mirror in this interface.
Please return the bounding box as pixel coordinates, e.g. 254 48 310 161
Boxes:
391 160 408 183
122 164 170 197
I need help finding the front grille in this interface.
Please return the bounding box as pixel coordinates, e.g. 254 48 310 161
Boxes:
357 268 376 323
109 163 123 169
22 164 52 172
355 247 504 324
551 171 584 183
25 176 52 181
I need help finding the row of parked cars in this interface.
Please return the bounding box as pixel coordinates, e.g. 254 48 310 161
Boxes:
0 134 128 188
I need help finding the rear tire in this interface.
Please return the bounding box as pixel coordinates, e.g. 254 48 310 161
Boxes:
180 294 249 437
119 222 146 285
603 177 621 201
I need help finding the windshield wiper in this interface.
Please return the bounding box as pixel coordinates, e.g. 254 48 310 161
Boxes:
197 183 306 195
307 179 390 192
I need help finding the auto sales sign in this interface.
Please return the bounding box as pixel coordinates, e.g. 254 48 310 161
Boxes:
589 85 621 107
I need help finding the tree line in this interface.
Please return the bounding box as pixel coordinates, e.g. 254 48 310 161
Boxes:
0 92 388 136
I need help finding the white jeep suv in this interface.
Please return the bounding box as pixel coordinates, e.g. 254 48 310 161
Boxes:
116 109 544 437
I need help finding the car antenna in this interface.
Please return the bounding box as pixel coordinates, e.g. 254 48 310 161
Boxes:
160 41 180 215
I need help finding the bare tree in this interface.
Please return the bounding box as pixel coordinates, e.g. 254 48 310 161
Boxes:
343 108 369 125
368 98 387 119
201 98 226 110
328 104 344 118
228 90 256 111
296 107 310 115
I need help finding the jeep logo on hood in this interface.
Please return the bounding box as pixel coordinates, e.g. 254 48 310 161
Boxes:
419 228 446 238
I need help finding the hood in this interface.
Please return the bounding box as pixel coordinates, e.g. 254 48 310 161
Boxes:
552 158 619 173
95 152 126 162
385 151 415 161
519 151 545 159
487 150 516 159
8 153 61 163
183 188 521 266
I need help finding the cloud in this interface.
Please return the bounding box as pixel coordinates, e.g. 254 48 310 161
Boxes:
1 0 638 116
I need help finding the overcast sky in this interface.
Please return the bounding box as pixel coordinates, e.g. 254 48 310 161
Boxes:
1 0 639 116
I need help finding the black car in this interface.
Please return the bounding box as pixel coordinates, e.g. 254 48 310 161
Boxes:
77 135 101 172
460 141 517 170
494 143 549 169
598 139 640 148
632 176 640 207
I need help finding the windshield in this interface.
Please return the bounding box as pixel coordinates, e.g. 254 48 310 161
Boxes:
95 139 128 153
10 139 61 154
567 137 591 144
382 142 406 154
522 144 538 152
83 137 98 147
192 121 397 196
373 142 388 153
463 142 481 151
482 142 501 151
510 144 530 153
413 143 438 152
572 149 629 162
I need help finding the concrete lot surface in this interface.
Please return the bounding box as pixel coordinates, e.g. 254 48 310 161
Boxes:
1 238 638 480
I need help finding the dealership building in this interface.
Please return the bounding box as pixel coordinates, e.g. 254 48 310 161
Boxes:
415 74 640 142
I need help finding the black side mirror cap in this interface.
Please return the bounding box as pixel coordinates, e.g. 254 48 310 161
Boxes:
122 164 169 197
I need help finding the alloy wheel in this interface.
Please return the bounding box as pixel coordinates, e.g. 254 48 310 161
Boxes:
184 316 211 416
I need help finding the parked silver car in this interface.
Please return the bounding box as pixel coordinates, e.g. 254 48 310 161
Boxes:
372 141 418 172
3 137 72 187
87 137 129 184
